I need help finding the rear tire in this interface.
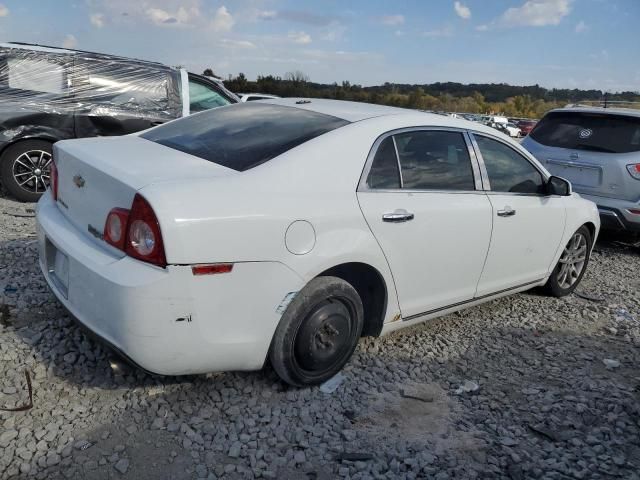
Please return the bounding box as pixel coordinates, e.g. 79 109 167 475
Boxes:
544 225 592 297
0 140 53 202
269 276 363 387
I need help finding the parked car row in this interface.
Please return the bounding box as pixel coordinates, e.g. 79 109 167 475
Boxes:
0 41 635 386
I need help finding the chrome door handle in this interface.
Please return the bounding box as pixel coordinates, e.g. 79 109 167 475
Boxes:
382 209 414 223
497 207 516 217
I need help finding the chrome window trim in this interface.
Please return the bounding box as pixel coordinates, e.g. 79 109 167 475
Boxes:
469 131 550 197
358 126 484 193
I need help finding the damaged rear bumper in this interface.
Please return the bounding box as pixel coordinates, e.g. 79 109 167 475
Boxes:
36 192 304 375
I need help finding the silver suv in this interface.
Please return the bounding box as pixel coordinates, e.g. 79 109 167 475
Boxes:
522 107 640 234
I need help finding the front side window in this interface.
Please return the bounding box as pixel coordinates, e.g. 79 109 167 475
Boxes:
189 80 231 112
475 135 545 194
395 131 475 191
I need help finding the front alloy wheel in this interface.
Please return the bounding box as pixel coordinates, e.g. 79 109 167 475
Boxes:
544 225 592 297
12 150 52 195
1 140 54 202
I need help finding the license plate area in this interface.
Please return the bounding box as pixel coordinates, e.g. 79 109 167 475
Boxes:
45 238 69 298
545 159 602 188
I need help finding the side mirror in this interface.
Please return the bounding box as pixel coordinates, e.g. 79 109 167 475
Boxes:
547 176 572 196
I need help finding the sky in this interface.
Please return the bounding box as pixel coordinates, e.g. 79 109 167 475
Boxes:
0 0 638 92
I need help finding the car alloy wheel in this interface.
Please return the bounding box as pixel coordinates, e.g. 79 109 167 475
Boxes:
12 150 52 195
293 297 356 375
556 232 588 289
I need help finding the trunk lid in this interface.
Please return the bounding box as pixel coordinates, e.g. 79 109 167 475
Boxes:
54 135 236 250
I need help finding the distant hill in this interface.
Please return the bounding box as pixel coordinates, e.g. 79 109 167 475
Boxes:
218 70 640 118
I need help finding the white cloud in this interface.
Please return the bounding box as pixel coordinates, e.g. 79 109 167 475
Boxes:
90 13 105 28
146 5 199 27
0 4 8 17
62 34 77 49
220 39 256 49
380 14 404 26
476 24 489 31
256 10 277 20
575 20 588 33
212 6 234 32
288 31 312 44
500 0 572 27
454 2 471 20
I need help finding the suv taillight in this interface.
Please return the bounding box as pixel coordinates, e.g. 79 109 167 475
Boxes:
103 194 166 268
626 164 640 180
50 159 58 201
125 194 166 267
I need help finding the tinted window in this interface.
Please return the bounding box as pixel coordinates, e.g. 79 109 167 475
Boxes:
475 135 544 194
395 131 475 190
189 80 231 112
142 103 350 171
530 111 640 154
367 137 400 189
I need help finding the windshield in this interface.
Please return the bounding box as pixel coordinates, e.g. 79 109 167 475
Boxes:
141 103 350 171
530 111 640 154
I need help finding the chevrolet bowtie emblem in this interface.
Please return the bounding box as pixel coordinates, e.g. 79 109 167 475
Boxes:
73 174 85 188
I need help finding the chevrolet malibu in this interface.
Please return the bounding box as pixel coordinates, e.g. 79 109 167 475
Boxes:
36 99 600 386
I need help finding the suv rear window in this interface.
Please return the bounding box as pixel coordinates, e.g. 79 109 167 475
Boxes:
530 111 640 154
142 103 349 171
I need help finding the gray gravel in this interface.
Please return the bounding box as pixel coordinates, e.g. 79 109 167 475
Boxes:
1 192 639 480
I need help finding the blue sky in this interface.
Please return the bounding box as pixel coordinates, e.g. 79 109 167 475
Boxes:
0 0 638 91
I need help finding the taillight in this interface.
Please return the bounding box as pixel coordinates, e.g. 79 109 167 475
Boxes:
626 164 640 180
124 194 166 267
104 208 130 250
50 159 58 201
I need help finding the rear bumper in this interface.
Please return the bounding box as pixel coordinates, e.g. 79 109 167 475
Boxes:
36 192 304 375
578 193 640 232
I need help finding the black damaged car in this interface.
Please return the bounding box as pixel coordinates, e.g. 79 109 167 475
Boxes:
0 42 237 201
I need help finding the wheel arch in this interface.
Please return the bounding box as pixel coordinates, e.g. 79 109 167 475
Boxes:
0 136 57 158
316 262 388 337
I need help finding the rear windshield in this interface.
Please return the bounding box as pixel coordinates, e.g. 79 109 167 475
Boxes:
530 111 640 154
141 103 350 171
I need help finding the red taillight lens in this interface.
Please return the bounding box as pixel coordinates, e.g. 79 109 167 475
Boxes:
627 164 640 180
104 208 130 250
50 159 58 201
192 264 234 276
124 194 166 267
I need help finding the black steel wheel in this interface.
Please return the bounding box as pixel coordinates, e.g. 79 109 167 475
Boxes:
269 276 364 387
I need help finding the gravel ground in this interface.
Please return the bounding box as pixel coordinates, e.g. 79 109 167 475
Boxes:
1 192 639 480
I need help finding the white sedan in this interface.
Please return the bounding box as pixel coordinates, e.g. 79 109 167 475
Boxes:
36 99 600 386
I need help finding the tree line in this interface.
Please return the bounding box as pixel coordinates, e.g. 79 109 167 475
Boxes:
208 69 640 119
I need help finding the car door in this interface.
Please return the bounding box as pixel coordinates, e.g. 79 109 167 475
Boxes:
72 58 178 138
470 133 566 296
357 128 493 319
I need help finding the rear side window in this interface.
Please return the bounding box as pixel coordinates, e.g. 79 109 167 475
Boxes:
74 59 170 112
142 103 350 171
396 131 475 191
367 137 401 189
7 57 66 94
530 112 640 154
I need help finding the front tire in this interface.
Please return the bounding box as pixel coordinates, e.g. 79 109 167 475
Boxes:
269 276 364 387
0 140 53 202
544 225 592 297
